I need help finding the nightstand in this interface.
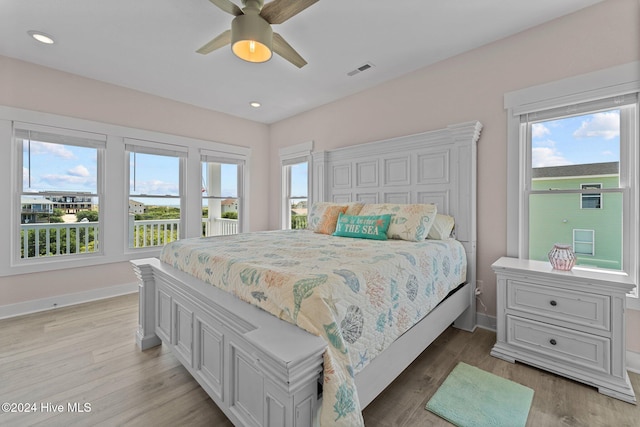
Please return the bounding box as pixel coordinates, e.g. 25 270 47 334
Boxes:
491 256 637 404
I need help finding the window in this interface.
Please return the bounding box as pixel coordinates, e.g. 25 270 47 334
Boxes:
526 105 628 271
279 141 312 230
3 106 251 276
573 229 595 256
505 63 639 304
201 155 244 237
126 140 185 249
15 123 105 261
580 184 602 209
283 161 308 230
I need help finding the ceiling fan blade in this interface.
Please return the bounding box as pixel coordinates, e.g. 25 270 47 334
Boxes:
261 0 318 24
196 30 232 54
272 32 307 68
208 0 243 16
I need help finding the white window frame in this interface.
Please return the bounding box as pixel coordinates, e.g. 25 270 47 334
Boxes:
200 149 248 236
124 139 187 252
505 61 640 307
279 141 312 230
580 183 602 209
573 229 595 256
12 122 106 266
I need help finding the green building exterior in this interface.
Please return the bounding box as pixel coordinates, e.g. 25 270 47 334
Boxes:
530 162 621 270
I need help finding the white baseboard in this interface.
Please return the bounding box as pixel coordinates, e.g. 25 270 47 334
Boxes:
627 350 640 374
475 311 496 332
0 282 138 320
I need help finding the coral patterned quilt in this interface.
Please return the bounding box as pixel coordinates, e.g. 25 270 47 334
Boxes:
160 230 466 426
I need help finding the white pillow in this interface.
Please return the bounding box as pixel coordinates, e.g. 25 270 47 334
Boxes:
428 214 455 240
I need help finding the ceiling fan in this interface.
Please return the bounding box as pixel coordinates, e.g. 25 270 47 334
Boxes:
196 0 318 68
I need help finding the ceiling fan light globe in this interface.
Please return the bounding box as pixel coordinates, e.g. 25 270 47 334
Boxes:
232 39 272 63
231 14 273 63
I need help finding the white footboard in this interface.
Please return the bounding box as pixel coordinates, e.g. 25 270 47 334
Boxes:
133 258 474 426
133 258 326 427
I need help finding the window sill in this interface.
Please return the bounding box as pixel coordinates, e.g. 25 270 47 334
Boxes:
2 249 163 277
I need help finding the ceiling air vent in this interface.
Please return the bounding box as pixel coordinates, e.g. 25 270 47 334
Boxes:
347 62 375 76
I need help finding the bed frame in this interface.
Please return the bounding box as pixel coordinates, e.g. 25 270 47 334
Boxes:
133 120 482 427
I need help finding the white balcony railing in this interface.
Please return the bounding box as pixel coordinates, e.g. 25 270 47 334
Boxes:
20 221 99 259
202 217 238 237
129 218 180 248
20 217 238 259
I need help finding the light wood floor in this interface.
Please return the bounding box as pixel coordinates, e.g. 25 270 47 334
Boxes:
0 294 638 427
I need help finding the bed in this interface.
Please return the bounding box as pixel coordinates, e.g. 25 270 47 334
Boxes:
132 120 482 427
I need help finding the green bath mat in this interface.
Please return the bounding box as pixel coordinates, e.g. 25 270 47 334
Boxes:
426 362 534 427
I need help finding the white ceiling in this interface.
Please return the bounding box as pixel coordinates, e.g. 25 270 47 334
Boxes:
1 0 602 124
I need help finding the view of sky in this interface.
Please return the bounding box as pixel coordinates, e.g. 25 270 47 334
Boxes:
22 110 618 203
23 142 309 207
289 162 308 199
531 109 620 168
23 141 98 193
130 153 180 196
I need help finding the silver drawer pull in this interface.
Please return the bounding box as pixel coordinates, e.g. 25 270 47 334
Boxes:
549 339 557 346
549 300 557 307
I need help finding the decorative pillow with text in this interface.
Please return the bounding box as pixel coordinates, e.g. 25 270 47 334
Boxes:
333 213 392 240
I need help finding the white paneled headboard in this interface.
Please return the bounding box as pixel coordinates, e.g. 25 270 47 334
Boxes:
311 121 482 330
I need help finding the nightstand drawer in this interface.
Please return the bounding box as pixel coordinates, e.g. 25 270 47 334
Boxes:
507 316 610 374
507 280 610 331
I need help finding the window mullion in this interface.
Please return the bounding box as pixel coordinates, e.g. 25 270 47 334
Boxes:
521 121 532 258
620 103 638 289
618 105 634 188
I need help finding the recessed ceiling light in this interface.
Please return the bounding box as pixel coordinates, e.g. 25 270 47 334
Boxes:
28 31 55 45
249 101 261 108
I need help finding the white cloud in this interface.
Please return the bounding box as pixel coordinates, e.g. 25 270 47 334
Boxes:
534 138 557 148
132 179 179 195
532 123 551 139
573 111 620 140
532 146 572 167
40 173 95 188
68 165 90 177
25 141 75 159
